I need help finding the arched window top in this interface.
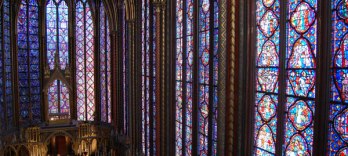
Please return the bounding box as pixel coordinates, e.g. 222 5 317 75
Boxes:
46 0 69 70
46 0 68 5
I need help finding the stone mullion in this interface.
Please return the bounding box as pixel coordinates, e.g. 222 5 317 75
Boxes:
94 1 101 123
154 5 161 156
160 4 166 156
71 0 77 120
110 30 117 129
39 0 46 123
135 0 143 154
217 0 227 155
11 0 19 128
225 0 238 155
117 4 124 133
126 19 136 156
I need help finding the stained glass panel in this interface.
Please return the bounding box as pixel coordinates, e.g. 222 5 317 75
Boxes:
18 0 41 122
141 0 151 154
4 0 13 129
122 6 130 134
175 0 184 154
152 12 157 155
175 0 194 155
174 0 219 155
254 0 279 155
329 0 348 154
58 1 69 70
0 0 12 130
48 80 70 121
198 0 219 155
284 0 317 155
46 0 57 70
46 0 70 121
100 2 111 123
76 0 95 121
141 0 159 154
46 0 68 70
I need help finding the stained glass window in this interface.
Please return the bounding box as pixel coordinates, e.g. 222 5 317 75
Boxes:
76 0 95 121
284 0 317 155
46 0 69 70
330 0 348 154
48 80 70 120
174 0 219 155
0 0 13 130
254 0 279 155
141 0 157 154
141 0 151 155
253 0 317 155
46 0 70 121
17 0 41 122
99 1 111 123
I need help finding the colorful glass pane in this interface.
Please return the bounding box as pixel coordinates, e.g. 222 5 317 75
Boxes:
48 80 59 115
141 0 151 155
48 80 70 120
197 0 219 155
0 0 12 130
45 0 70 121
46 0 68 70
175 0 218 155
46 0 56 70
4 0 13 129
152 10 157 155
175 0 184 155
76 0 95 121
254 0 279 154
330 0 348 154
58 1 69 70
122 5 129 134
284 0 317 155
17 0 41 122
141 0 158 154
100 2 111 123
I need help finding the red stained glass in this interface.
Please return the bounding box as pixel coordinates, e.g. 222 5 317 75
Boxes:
76 0 95 121
175 0 219 155
100 2 111 123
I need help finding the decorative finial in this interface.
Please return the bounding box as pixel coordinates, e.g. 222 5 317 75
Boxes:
54 52 60 70
44 65 50 79
65 61 71 78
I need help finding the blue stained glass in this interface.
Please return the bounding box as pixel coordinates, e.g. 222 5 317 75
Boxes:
175 0 218 155
100 1 111 124
284 0 317 155
2 0 13 130
18 0 41 122
141 0 151 155
152 12 157 155
46 0 57 70
330 0 348 155
46 0 70 121
198 0 219 155
58 1 69 70
46 0 68 70
141 0 158 153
